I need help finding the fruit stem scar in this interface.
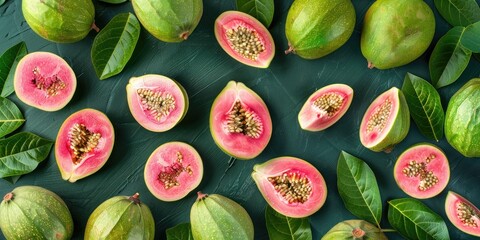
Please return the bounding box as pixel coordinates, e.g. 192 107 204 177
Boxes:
352 228 366 238
284 44 295 55
91 23 100 32
128 193 141 204
3 192 13 202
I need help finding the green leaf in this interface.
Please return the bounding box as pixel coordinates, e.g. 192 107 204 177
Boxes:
98 0 127 3
91 13 140 80
461 21 480 53
236 0 274 27
434 0 480 27
166 223 193 240
402 73 445 141
0 97 24 138
337 151 382 227
388 198 450 240
0 42 27 97
0 132 53 178
265 205 312 240
429 27 471 88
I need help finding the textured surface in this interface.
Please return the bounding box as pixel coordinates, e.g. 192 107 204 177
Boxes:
0 0 480 239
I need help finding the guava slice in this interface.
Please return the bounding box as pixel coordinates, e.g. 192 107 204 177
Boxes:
394 143 450 199
14 52 76 111
55 108 115 183
359 87 410 152
251 156 327 218
210 81 272 160
144 142 203 202
298 84 353 131
126 74 188 132
215 11 275 68
445 191 480 237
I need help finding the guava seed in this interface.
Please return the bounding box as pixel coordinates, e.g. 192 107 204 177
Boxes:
226 25 265 61
158 151 193 190
32 67 66 96
68 123 101 164
457 202 479 228
367 98 392 133
226 101 263 138
402 154 439 191
268 172 312 204
313 92 344 117
137 88 176 122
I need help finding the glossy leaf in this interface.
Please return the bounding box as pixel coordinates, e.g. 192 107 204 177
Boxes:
388 198 450 240
0 132 53 178
166 223 193 240
0 97 24 138
236 0 274 27
429 27 471 88
434 0 480 27
98 0 127 3
265 205 312 240
461 21 480 53
402 73 444 141
0 42 27 97
337 151 382 227
91 13 140 80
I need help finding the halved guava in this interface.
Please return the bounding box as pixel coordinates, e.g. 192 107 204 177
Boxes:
210 81 272 160
214 11 275 68
251 156 327 218
55 108 115 183
359 87 410 152
144 142 203 202
394 143 449 199
14 52 76 111
445 191 480 237
126 74 188 132
322 220 387 240
298 84 353 131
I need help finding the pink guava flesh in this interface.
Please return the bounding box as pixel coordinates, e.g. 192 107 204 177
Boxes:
394 144 449 199
251 156 327 218
126 74 188 132
298 84 353 131
14 52 76 111
445 191 480 237
55 109 114 183
144 142 203 201
210 81 272 160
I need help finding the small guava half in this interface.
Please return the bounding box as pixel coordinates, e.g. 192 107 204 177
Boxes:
445 191 480 237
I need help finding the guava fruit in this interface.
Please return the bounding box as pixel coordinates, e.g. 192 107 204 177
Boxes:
298 84 353 131
359 87 410 152
85 193 155 239
22 0 97 43
285 0 355 59
14 51 77 112
126 74 188 132
322 220 387 240
251 156 327 218
132 0 203 42
55 108 115 183
0 186 73 240
360 0 435 69
210 81 272 160
190 192 254 240
445 191 480 237
214 11 275 68
394 143 450 199
144 141 203 202
445 78 480 157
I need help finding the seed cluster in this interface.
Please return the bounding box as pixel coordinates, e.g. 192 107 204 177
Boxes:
32 67 66 96
158 151 193 190
313 93 344 117
69 123 101 164
367 98 392 132
226 101 263 138
226 25 265 61
402 154 439 191
268 172 312 204
137 88 176 122
457 202 479 228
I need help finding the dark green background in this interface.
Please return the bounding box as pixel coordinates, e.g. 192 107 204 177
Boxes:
1 0 480 239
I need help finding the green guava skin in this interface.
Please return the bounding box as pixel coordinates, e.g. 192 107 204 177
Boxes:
322 220 387 240
22 0 95 43
445 78 480 157
361 0 435 69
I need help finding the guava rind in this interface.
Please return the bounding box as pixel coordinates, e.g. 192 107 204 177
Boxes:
445 191 480 237
445 78 480 157
321 220 387 240
251 156 327 218
285 0 356 59
298 83 354 131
